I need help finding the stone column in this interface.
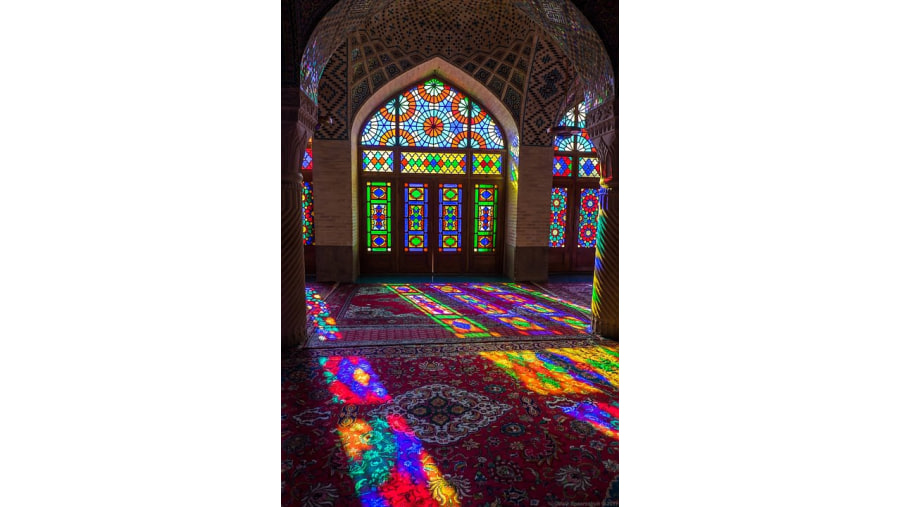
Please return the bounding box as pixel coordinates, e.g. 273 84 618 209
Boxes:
587 102 619 340
282 89 317 349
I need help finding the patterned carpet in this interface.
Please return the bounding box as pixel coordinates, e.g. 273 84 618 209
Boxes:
288 282 618 506
282 339 619 506
306 282 592 348
541 283 594 310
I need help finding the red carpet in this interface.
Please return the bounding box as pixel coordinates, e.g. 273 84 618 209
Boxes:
307 282 593 348
282 339 619 506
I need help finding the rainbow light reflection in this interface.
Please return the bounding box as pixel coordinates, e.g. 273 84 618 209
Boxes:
479 345 618 395
306 287 343 341
387 284 498 339
317 353 460 505
305 290 460 505
480 345 620 440
429 284 558 336
504 282 591 316
466 283 591 334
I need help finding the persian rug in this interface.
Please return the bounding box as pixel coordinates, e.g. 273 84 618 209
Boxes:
307 281 337 299
282 338 619 507
541 283 594 311
307 283 596 348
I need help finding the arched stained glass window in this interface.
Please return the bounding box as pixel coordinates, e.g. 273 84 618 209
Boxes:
361 78 505 154
360 78 506 263
549 102 602 266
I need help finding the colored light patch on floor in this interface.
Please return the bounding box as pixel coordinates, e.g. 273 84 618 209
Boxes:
547 346 619 388
282 337 619 506
427 284 558 336
387 285 496 339
464 283 589 334
319 356 392 405
504 283 591 315
312 282 600 348
306 287 343 341
548 315 590 332
479 348 616 396
547 397 620 440
338 415 459 507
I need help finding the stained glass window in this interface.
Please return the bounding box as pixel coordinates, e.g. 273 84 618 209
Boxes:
398 80 468 148
472 153 502 175
574 133 595 153
404 183 428 252
554 135 576 153
562 101 587 129
439 183 462 252
301 147 313 172
549 187 567 248
360 98 400 146
553 156 572 177
579 157 601 178
577 188 600 248
358 79 505 263
302 181 314 245
366 181 392 252
400 152 466 174
469 102 505 150
552 102 603 253
359 78 505 155
362 150 393 172
474 184 497 252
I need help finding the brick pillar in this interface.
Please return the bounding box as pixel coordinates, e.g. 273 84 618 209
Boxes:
587 101 618 340
282 89 316 349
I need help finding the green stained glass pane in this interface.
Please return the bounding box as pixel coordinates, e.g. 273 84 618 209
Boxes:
473 183 497 252
366 181 392 252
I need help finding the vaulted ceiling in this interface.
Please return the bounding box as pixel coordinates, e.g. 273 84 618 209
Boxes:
284 0 618 146
283 1 618 86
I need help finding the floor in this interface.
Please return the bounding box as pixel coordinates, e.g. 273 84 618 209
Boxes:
283 279 617 506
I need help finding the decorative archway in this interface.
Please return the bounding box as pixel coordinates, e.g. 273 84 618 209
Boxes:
357 76 507 274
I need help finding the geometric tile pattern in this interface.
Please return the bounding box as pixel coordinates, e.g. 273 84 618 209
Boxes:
521 36 574 146
315 41 349 140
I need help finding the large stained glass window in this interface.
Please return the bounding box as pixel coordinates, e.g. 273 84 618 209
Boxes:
549 187 567 248
359 78 505 269
404 183 428 252
439 183 462 252
550 102 602 250
366 181 392 252
474 184 498 252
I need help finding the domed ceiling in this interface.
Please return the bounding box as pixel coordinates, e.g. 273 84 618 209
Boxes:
284 0 617 123
310 0 601 146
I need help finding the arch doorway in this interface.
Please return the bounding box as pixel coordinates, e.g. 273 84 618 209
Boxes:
358 78 506 275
